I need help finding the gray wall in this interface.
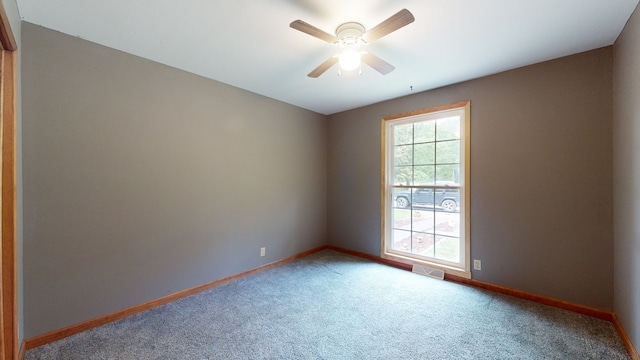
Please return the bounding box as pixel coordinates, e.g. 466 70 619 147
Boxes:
22 23 327 338
613 2 640 352
328 48 614 310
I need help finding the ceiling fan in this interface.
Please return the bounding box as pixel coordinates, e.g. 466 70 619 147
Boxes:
290 9 415 78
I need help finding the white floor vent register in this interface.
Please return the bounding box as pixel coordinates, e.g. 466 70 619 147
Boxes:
412 264 445 280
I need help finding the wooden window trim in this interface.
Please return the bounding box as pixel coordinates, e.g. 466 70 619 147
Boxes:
380 101 471 278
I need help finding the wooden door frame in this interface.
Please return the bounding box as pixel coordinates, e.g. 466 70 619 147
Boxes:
0 1 17 359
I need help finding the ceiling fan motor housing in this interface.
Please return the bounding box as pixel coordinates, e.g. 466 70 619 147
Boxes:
336 22 365 46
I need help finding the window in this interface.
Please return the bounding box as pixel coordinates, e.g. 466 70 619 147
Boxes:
382 102 470 278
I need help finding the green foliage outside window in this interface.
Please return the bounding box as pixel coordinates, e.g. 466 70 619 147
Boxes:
393 117 460 186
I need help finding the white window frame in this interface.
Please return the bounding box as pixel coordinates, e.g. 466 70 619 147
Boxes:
381 101 471 278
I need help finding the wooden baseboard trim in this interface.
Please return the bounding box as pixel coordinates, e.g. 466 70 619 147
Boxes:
24 245 329 350
327 245 613 321
613 314 640 360
17 340 25 360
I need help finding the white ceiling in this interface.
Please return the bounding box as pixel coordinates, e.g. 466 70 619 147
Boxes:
15 0 640 115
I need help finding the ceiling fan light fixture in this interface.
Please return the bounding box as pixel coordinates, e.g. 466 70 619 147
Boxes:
339 49 361 71
336 22 364 72
291 9 414 78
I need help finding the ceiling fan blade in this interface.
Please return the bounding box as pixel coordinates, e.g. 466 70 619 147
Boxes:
308 56 339 78
361 52 395 75
362 9 415 43
290 20 337 43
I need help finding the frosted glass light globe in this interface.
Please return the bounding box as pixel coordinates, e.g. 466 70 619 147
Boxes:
339 50 361 71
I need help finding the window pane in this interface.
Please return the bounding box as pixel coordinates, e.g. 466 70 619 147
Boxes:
435 164 459 184
434 236 460 262
394 144 413 166
412 232 434 257
394 123 413 145
414 121 435 143
393 188 412 209
436 116 460 141
435 211 460 237
414 143 435 165
392 208 411 230
412 188 434 208
392 229 412 252
435 189 460 213
394 166 412 186
436 140 460 164
412 209 434 233
413 165 435 185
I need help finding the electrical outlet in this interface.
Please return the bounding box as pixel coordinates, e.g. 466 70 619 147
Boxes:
260 247 266 257
473 259 481 271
